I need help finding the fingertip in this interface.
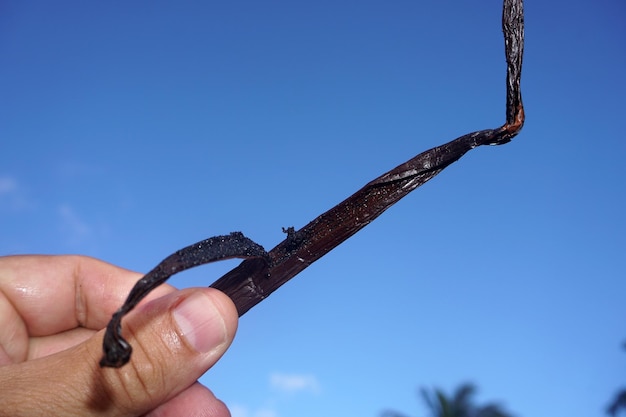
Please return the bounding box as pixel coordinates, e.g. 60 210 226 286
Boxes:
144 382 231 417
204 288 239 340
94 287 239 414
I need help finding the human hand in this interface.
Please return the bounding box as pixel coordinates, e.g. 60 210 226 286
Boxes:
0 255 238 417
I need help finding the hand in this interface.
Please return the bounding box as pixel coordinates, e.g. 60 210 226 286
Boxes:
0 255 238 417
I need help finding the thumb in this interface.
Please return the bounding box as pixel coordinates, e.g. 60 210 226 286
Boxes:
0 288 238 417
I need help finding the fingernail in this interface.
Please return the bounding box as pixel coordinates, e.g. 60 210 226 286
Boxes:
173 292 227 354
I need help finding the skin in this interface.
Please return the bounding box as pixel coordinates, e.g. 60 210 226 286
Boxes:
0 255 239 417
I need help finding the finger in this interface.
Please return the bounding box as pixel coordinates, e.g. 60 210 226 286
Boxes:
0 255 175 336
0 255 175 364
144 382 231 417
0 287 238 417
28 327 96 361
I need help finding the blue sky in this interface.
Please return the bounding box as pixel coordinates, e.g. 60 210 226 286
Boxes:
1 1 625 416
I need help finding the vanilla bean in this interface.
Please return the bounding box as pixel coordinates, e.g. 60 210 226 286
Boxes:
100 233 269 367
101 0 525 367
211 0 525 315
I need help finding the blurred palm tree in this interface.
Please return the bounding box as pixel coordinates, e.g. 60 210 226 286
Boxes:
382 383 514 417
606 342 626 416
607 391 626 417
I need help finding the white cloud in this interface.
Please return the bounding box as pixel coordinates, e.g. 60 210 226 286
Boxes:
0 176 34 212
58 204 92 244
229 404 278 417
226 372 319 417
254 409 278 417
229 404 249 417
270 372 320 395
0 176 17 195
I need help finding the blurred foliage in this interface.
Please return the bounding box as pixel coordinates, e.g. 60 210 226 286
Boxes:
382 382 515 417
606 341 626 417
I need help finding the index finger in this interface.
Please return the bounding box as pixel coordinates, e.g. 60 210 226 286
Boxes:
0 255 175 337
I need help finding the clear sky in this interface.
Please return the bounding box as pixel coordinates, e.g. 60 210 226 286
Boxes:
1 1 625 416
